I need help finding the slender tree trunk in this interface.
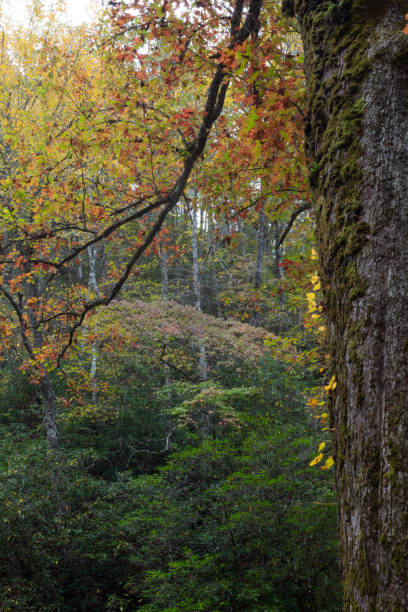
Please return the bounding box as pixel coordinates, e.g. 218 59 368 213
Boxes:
90 346 98 404
254 205 267 291
197 341 207 382
239 218 246 258
273 220 284 333
87 245 100 296
191 206 201 311
174 204 182 300
285 1 408 609
273 221 283 281
87 245 100 403
159 242 172 448
252 205 267 326
190 205 207 381
78 255 83 282
159 244 169 300
28 278 59 450
39 374 58 450
207 214 222 317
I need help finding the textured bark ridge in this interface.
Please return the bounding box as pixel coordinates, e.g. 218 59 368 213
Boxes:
40 374 58 451
288 1 408 609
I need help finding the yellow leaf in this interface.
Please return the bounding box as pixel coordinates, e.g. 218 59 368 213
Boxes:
321 456 334 470
324 375 337 391
309 452 323 466
318 442 326 453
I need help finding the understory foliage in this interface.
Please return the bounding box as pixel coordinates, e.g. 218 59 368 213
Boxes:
0 225 341 610
0 1 341 611
0 356 341 611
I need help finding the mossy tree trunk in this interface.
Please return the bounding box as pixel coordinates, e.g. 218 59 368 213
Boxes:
283 1 408 609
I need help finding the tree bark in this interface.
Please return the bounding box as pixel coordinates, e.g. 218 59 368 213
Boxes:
254 205 267 291
87 245 101 404
190 204 208 381
252 205 267 326
191 205 202 312
208 215 223 318
285 1 408 609
158 242 172 448
273 221 283 280
158 244 169 300
39 374 58 451
28 279 59 451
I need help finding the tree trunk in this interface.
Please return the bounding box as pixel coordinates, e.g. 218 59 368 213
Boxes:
254 205 267 291
273 221 283 281
252 205 267 326
87 245 101 404
207 214 222 317
159 240 172 447
39 374 58 451
191 206 201 311
190 205 207 381
87 245 100 297
158 244 169 300
285 1 408 609
28 278 59 450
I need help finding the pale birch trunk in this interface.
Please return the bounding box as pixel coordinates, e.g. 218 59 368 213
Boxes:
87 245 100 404
191 205 207 381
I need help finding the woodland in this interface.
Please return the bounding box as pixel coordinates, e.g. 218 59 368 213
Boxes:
0 0 407 611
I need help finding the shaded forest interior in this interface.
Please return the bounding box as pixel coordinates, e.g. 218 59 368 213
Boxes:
0 204 342 611
0 1 343 610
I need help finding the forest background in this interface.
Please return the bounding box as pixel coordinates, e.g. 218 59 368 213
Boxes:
0 1 342 610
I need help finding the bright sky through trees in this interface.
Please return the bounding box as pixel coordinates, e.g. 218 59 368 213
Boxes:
3 0 98 25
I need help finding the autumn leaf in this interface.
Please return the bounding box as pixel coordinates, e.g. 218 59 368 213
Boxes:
309 453 323 467
321 456 335 470
324 375 337 392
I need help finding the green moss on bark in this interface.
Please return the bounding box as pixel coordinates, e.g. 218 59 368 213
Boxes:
290 0 408 609
297 2 377 470
292 2 388 609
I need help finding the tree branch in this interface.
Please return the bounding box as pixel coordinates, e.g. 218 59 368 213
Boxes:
160 344 197 381
275 202 311 250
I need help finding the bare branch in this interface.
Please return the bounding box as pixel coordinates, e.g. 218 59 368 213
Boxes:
275 202 311 250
